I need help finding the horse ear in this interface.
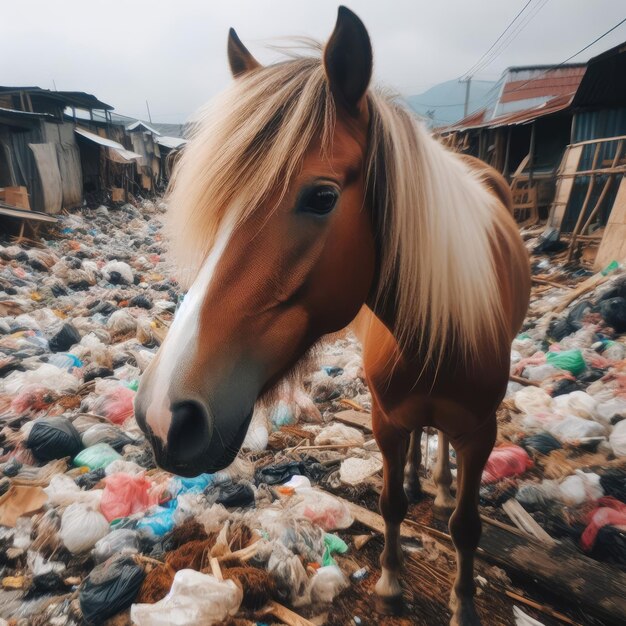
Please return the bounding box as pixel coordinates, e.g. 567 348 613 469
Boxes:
227 28 261 78
323 6 372 115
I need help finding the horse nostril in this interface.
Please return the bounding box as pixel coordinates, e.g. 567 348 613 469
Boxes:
167 401 211 464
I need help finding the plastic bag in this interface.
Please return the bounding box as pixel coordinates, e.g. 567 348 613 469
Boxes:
558 471 603 505
339 456 383 485
513 387 552 415
73 443 122 470
580 496 626 551
548 415 606 443
520 432 561 455
482 445 533 484
60 503 109 553
136 506 177 537
130 569 242 626
107 309 137 335
27 417 83 461
80 554 145 624
103 260 134 285
599 297 626 332
553 391 597 420
82 423 135 450
100 473 160 522
93 528 139 563
314 423 365 447
267 541 310 605
323 533 349 566
44 474 103 508
610 419 626 457
309 564 349 603
290 488 354 530
545 349 586 375
596 398 626 425
516 480 562 510
90 385 136 424
48 322 81 353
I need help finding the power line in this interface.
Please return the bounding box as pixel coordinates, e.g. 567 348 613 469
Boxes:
461 0 534 79
467 0 550 77
501 15 626 99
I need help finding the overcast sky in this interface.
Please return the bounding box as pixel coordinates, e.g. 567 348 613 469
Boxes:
2 0 625 122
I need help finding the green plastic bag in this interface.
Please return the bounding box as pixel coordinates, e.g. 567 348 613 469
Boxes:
322 533 349 566
73 443 122 470
546 349 586 376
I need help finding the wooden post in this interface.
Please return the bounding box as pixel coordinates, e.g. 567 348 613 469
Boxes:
503 127 512 179
528 122 536 186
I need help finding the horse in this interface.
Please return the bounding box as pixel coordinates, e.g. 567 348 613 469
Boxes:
134 7 530 624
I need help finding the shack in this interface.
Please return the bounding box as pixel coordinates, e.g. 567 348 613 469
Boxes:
0 87 113 216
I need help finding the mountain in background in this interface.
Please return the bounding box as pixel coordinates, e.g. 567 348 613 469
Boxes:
407 78 497 128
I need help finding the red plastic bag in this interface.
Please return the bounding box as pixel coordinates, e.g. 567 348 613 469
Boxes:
580 496 626 551
100 473 160 522
482 445 533 484
92 387 135 425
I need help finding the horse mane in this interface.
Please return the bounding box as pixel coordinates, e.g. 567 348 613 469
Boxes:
166 48 506 366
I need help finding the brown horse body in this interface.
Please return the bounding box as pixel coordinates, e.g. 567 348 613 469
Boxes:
135 8 530 625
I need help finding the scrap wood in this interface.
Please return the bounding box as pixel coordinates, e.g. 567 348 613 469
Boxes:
531 276 572 289
555 271 610 313
333 409 373 433
502 499 556 546
504 589 581 626
509 374 540 387
332 491 626 624
264 601 317 626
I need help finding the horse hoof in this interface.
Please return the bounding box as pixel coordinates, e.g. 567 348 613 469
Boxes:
375 593 404 616
404 482 424 503
449 593 481 626
433 503 455 521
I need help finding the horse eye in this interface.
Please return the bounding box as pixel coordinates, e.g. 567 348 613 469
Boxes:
298 185 339 215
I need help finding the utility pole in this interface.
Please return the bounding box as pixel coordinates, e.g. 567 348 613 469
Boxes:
145 100 153 123
459 76 472 118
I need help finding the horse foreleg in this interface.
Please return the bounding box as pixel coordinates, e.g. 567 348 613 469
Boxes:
433 430 456 519
448 419 496 626
404 428 423 502
373 406 409 601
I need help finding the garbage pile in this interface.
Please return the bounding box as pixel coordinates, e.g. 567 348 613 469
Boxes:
0 201 379 625
490 254 626 570
1 199 626 624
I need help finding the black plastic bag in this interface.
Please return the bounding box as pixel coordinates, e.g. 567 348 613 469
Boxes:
79 555 144 624
599 297 626 333
27 417 83 462
49 322 81 352
520 431 562 455
215 482 255 508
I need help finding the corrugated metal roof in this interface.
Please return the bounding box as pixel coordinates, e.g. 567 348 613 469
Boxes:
74 127 142 162
156 136 186 150
0 87 113 111
126 120 161 136
501 67 585 104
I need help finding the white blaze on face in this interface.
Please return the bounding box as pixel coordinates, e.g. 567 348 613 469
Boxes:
145 215 237 443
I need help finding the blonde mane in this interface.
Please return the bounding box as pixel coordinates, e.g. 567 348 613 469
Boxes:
166 52 506 365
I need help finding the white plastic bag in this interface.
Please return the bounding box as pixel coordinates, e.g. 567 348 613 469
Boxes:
610 419 626 457
558 471 603 505
130 569 242 626
314 423 365 447
44 474 103 508
340 456 383 485
514 387 552 415
267 541 311 606
60 503 109 553
309 565 349 603
289 488 354 530
597 398 626 425
553 391 597 420
548 415 605 443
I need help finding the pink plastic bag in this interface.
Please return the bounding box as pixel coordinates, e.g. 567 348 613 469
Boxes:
91 386 135 424
580 496 626 551
100 472 160 522
482 445 533 484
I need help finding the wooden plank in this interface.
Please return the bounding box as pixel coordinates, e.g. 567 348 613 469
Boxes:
502 498 556 546
549 145 583 229
333 409 372 433
266 601 317 626
334 494 626 625
595 177 626 270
